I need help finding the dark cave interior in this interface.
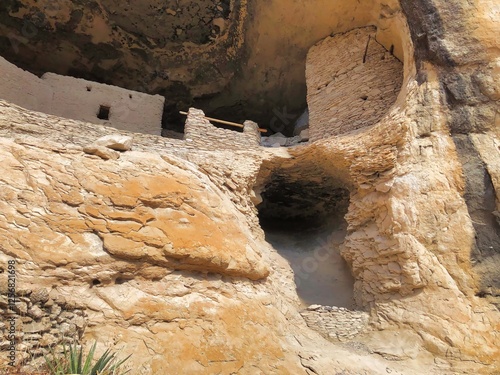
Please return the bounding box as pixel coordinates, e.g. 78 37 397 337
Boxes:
256 162 355 308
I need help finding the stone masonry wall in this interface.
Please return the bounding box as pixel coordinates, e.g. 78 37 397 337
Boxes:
299 305 369 342
184 107 261 151
0 56 164 136
0 287 86 370
306 27 403 141
0 56 54 113
42 73 165 136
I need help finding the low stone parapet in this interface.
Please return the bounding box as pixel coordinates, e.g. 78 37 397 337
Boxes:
300 305 370 342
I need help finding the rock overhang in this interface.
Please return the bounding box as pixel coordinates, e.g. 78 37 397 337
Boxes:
0 0 412 133
0 0 499 372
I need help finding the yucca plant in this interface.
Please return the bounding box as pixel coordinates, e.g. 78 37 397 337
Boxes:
44 341 131 375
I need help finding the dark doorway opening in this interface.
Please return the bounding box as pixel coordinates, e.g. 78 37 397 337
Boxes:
256 168 355 308
97 105 111 120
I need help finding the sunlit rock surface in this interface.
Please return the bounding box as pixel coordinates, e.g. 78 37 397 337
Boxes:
0 0 499 374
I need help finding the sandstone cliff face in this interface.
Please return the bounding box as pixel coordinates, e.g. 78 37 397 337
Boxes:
0 101 429 375
0 102 299 374
400 0 500 308
0 0 499 374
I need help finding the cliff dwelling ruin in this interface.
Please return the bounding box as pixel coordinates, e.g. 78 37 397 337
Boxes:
0 0 499 374
0 24 405 140
0 20 405 307
0 0 407 135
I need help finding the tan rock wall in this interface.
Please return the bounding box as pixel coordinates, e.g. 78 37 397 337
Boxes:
0 102 332 375
0 0 499 372
0 135 268 282
305 76 500 365
306 27 403 141
292 16 500 361
0 90 498 372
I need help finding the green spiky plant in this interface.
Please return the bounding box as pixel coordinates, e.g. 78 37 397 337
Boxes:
44 341 131 375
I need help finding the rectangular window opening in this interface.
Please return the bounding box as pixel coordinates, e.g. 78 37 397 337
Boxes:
97 105 111 120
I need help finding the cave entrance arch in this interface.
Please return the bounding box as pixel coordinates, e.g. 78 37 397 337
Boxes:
256 159 355 308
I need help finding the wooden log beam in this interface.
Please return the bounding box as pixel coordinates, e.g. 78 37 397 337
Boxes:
180 111 268 133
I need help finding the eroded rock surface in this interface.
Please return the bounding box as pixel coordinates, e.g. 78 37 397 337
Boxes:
0 101 441 375
0 0 499 374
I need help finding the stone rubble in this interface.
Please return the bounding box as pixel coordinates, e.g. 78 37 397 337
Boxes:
83 134 134 160
83 145 120 160
299 129 310 142
300 305 370 342
0 288 85 370
293 108 310 136
94 134 134 151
